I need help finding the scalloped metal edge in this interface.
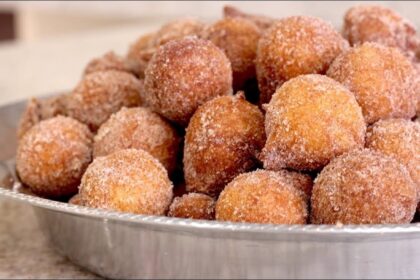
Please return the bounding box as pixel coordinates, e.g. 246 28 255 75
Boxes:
2 186 420 235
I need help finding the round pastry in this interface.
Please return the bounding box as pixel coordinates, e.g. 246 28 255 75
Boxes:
168 193 215 220
275 170 313 201
311 149 417 224
144 37 232 126
126 32 156 78
327 42 416 124
366 118 420 193
184 94 265 196
16 116 93 198
79 149 173 215
84 51 129 75
66 70 143 131
256 16 348 104
343 5 419 58
215 170 308 225
93 107 181 174
202 17 261 91
153 18 205 47
261 74 366 171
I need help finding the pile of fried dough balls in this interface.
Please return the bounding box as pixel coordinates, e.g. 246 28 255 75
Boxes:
16 5 420 225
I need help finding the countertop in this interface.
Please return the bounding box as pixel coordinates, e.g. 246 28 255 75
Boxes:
0 22 159 279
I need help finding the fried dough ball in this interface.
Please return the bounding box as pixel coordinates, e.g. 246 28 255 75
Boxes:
153 18 205 47
223 5 275 31
79 149 173 215
215 170 308 225
261 74 366 172
327 42 417 124
311 149 417 225
168 193 215 220
69 194 83 206
93 107 181 175
343 5 420 58
16 116 93 198
184 95 265 196
366 119 420 193
256 16 348 104
66 70 143 131
17 95 66 140
126 32 156 78
84 51 129 75
144 37 232 126
201 18 261 91
275 170 313 201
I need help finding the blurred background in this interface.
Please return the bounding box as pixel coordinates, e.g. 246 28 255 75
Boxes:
0 1 418 104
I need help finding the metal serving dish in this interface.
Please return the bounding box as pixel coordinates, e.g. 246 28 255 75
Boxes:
1 98 420 279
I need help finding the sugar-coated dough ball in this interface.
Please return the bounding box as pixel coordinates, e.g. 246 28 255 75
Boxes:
144 37 232 126
216 170 308 225
79 149 173 215
327 42 416 124
16 116 93 198
168 193 215 220
311 149 417 225
261 74 366 171
343 5 420 58
84 51 130 75
184 95 265 196
94 107 181 174
66 70 143 131
256 16 348 104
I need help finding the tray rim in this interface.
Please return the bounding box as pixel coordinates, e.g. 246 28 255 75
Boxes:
2 186 420 236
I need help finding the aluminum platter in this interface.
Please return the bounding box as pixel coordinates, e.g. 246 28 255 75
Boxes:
1 98 420 279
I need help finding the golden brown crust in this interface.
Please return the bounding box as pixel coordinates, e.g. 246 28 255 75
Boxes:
68 193 83 206
216 170 308 225
343 5 420 59
79 149 173 215
16 116 93 198
66 70 143 131
256 16 348 105
366 119 420 194
202 17 261 91
184 95 265 196
168 193 215 220
144 37 232 126
93 107 181 175
223 5 275 31
126 32 156 79
311 149 417 225
262 74 366 171
327 42 416 124
84 51 130 76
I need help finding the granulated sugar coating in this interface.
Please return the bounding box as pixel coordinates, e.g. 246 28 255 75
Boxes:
256 16 348 105
84 51 130 76
153 18 206 47
66 70 143 131
144 37 232 126
184 95 265 196
262 74 366 172
311 149 417 225
17 95 66 140
202 17 261 91
79 149 173 215
366 119 420 197
414 62 420 116
125 32 156 78
343 5 420 59
223 5 275 31
215 170 308 225
327 42 417 124
275 170 313 201
93 107 181 175
168 193 216 220
16 116 93 198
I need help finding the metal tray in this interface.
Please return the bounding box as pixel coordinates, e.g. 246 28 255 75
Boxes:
1 98 420 279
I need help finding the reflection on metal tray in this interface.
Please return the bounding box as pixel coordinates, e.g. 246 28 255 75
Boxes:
1 98 420 279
